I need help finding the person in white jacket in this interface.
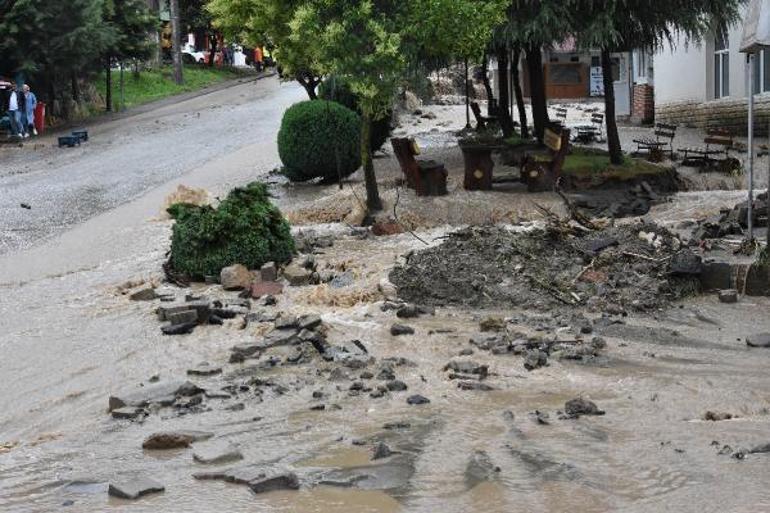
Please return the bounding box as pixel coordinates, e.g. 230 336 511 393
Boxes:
7 83 22 137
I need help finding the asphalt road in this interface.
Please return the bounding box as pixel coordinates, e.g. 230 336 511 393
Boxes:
0 75 303 256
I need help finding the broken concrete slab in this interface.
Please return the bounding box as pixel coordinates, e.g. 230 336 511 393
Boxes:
282 263 314 286
108 380 202 412
193 441 244 465
108 477 164 500
248 473 300 494
187 363 222 376
129 286 157 301
390 324 414 336
747 333 770 348
250 281 284 299
142 430 214 450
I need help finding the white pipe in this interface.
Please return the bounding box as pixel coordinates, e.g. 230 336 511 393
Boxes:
748 53 755 240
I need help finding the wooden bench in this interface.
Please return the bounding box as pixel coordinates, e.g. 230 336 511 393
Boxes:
633 122 677 159
553 107 568 129
470 101 498 130
522 127 571 192
390 137 448 196
680 128 734 167
573 113 604 143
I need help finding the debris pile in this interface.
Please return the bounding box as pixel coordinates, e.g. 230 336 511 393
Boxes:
390 222 699 313
572 182 661 219
693 192 768 241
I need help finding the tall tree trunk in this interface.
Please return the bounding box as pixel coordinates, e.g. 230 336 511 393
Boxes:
601 48 623 165
105 60 112 112
525 44 548 143
208 28 218 68
361 111 382 212
512 45 529 139
298 76 318 100
119 63 125 111
495 48 516 137
481 55 494 115
170 0 184 85
71 73 81 103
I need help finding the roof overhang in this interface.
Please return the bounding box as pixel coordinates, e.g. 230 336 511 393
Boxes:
741 0 770 52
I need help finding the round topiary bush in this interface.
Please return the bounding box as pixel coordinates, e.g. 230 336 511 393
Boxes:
168 182 294 279
318 76 393 152
277 100 361 182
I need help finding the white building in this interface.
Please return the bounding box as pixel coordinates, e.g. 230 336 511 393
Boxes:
654 5 770 133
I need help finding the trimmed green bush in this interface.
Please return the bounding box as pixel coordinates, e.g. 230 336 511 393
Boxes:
318 76 393 152
168 182 294 279
277 100 361 182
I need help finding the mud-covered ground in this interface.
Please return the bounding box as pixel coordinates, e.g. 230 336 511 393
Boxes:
1 86 770 513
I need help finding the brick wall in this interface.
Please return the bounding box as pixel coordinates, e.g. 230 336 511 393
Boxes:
632 84 654 124
656 95 770 136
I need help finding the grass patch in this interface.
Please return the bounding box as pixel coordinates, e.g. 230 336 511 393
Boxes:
560 148 669 179
95 65 240 111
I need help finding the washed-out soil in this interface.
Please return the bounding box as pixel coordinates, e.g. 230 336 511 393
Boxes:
389 222 700 313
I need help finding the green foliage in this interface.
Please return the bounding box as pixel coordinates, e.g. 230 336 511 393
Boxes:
277 100 361 182
168 182 294 278
105 0 157 62
318 76 393 151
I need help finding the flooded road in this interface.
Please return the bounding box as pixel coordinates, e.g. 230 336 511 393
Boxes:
2 85 770 512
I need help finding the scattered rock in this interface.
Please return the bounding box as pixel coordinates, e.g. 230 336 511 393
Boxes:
523 350 548 371
390 324 415 336
109 380 202 412
282 262 314 286
142 430 213 450
220 264 253 291
386 380 408 391
407 394 430 405
111 407 145 420
443 360 488 377
530 410 550 425
161 321 198 335
129 286 157 301
298 314 322 331
187 363 222 376
718 289 739 303
479 316 505 332
274 315 299 330
260 262 278 282
564 398 605 417
108 477 164 500
747 333 770 348
193 442 243 465
372 442 393 460
249 473 300 494
330 272 354 288
250 281 284 298
704 411 734 421
396 304 420 319
457 381 494 391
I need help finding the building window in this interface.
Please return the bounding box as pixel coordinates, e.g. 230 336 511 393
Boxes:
714 29 730 98
752 49 770 94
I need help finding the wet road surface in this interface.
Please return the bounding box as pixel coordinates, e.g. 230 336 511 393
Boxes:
0 75 302 255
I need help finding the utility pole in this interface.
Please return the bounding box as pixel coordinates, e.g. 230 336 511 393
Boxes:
170 0 184 85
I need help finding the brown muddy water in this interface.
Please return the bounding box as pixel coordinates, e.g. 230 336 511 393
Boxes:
1 106 769 512
2 215 770 513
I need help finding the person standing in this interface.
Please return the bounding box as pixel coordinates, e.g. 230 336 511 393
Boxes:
23 84 36 136
7 84 22 137
16 85 27 138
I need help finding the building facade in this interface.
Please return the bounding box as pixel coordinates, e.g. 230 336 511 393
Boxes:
654 5 770 134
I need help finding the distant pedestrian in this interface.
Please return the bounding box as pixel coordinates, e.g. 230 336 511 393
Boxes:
17 85 28 138
23 84 37 136
7 84 23 138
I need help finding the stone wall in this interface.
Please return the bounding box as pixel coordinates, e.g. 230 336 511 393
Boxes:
632 84 654 124
656 95 770 135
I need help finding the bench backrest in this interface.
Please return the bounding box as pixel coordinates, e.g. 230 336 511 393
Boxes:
555 107 567 120
470 102 485 126
544 127 571 176
654 122 676 142
591 113 604 126
705 128 733 149
390 137 421 189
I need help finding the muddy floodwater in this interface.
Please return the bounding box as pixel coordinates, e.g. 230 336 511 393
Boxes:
2 80 770 513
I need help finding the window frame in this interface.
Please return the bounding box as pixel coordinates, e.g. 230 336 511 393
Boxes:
714 29 730 99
